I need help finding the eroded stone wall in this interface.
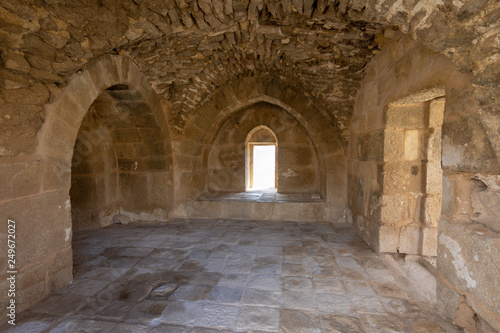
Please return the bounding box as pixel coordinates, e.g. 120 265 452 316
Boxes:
0 55 174 318
350 33 500 332
348 33 453 254
437 73 500 332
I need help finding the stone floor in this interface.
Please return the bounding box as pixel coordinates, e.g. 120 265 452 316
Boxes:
198 189 323 202
2 219 461 332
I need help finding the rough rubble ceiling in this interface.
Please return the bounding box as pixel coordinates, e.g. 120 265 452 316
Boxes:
2 0 497 150
122 17 387 142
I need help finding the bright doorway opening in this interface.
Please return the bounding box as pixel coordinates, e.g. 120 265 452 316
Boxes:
246 125 278 191
252 145 276 189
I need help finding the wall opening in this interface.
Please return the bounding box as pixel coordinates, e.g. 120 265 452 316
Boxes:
383 94 445 256
250 145 276 190
70 85 170 231
246 126 278 191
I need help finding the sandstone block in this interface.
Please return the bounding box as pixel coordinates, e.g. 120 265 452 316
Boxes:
382 161 422 194
0 160 42 201
17 262 46 312
358 130 383 161
42 156 71 192
429 100 445 128
398 225 420 254
422 227 438 256
119 173 148 203
438 218 500 331
386 103 426 129
426 162 443 195
378 225 398 253
380 194 406 224
2 51 30 72
424 195 442 228
112 128 141 143
48 248 73 292
404 129 419 161
383 129 404 162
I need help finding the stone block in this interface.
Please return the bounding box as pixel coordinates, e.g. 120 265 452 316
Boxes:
382 161 422 194
49 93 88 130
398 225 420 254
150 172 170 202
17 262 46 312
438 218 500 331
378 225 398 253
63 70 99 113
404 130 419 161
386 103 426 129
0 191 71 265
137 157 168 172
442 114 500 174
139 128 163 142
119 173 148 203
358 130 384 161
424 195 442 228
436 279 461 321
429 100 445 128
470 174 500 233
115 143 134 158
112 128 141 143
273 202 315 222
42 156 71 192
383 129 404 162
0 160 42 201
380 194 406 224
278 167 316 193
2 51 30 72
422 227 437 256
41 114 78 158
426 162 443 195
427 128 442 163
48 248 73 292
175 154 194 171
279 146 314 166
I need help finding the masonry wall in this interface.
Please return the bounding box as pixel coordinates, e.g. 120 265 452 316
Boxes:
170 77 347 222
350 33 500 332
0 55 174 318
348 33 453 254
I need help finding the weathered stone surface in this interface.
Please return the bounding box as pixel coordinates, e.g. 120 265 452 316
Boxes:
0 0 499 330
438 218 500 332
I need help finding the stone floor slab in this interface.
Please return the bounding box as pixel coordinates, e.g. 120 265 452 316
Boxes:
4 219 461 333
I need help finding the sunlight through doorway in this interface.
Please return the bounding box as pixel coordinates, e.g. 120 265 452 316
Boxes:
252 145 276 189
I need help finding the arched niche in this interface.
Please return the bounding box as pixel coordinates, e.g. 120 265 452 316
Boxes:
70 84 171 230
206 102 320 195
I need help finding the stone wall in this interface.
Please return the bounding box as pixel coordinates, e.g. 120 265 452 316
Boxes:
70 86 171 230
348 33 453 255
437 73 500 332
0 0 499 328
349 33 500 331
0 55 174 317
170 76 347 221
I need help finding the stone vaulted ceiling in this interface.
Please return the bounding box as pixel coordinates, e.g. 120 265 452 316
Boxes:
122 11 386 143
1 0 499 153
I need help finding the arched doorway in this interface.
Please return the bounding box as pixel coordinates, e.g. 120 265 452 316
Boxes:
245 126 278 191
